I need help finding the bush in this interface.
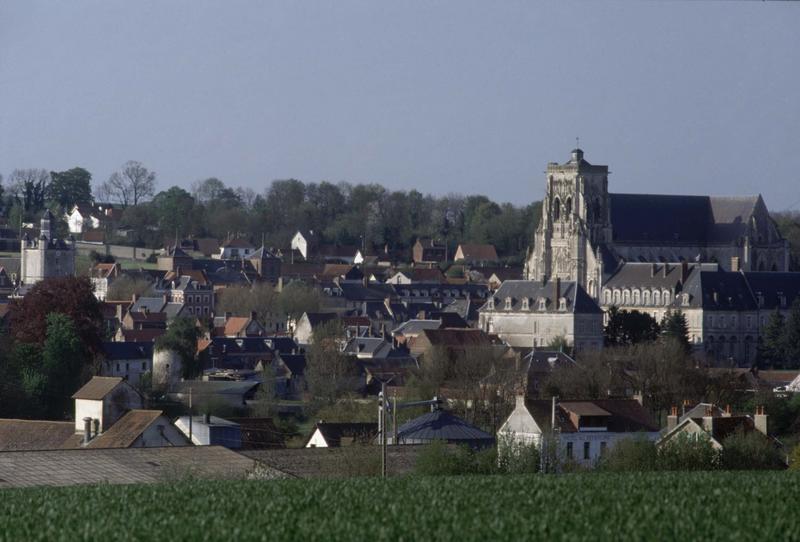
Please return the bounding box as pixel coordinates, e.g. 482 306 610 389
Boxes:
497 436 541 474
719 429 785 470
657 433 718 471
597 436 658 472
414 441 498 476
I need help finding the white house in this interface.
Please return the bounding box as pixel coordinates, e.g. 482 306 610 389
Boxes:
66 204 101 234
497 397 660 467
71 376 144 434
304 422 378 448
215 238 255 260
291 230 317 260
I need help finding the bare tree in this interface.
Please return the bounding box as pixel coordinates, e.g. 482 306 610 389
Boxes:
101 161 156 207
8 168 50 211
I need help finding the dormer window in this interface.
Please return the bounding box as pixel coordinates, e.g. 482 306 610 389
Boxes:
521 298 529 311
487 298 495 310
558 298 567 311
681 294 690 306
538 298 547 311
504 297 512 310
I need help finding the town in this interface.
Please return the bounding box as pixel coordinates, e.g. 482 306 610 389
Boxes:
1 147 799 486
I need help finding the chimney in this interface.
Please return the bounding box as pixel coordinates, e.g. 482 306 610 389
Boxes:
667 406 679 432
754 405 768 435
92 418 100 437
132 293 139 303
225 312 232 320
723 404 732 417
515 394 526 410
662 264 668 278
555 277 561 302
681 261 689 283
250 310 257 321
702 408 714 433
651 263 657 278
83 417 93 444
730 256 740 273
204 412 211 424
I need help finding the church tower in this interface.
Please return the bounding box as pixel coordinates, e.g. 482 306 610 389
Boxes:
20 209 75 286
525 148 611 298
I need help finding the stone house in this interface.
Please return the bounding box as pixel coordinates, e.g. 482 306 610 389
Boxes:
454 244 499 265
412 238 446 264
478 279 604 351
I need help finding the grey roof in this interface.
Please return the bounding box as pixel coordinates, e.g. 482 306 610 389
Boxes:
0 419 76 451
487 280 602 314
394 410 494 445
102 341 154 360
392 319 442 337
604 262 699 290
343 337 392 357
609 193 765 246
131 296 167 313
679 270 757 311
743 272 800 311
0 446 257 488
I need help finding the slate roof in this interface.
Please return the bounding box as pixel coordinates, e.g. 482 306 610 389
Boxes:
394 410 494 445
743 272 800 310
604 262 700 290
277 354 306 376
102 341 154 360
222 238 254 249
609 193 764 246
392 319 443 337
72 377 124 400
0 446 258 488
487 280 602 314
343 337 393 358
679 270 757 311
303 312 338 328
0 419 76 451
420 328 495 348
455 244 499 262
86 410 164 448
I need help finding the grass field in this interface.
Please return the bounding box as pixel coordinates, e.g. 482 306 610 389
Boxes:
1 472 799 541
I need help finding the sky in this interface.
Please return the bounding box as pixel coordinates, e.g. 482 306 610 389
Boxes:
1 1 799 210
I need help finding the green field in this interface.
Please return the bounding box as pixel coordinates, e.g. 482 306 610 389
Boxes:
1 472 800 541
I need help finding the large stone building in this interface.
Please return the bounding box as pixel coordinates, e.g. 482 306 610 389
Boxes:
525 149 789 299
20 210 75 286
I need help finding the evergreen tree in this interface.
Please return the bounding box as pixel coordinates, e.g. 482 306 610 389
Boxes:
660 309 691 352
784 298 800 368
759 309 786 367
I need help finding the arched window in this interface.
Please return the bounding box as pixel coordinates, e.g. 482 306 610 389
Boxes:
653 291 661 306
622 290 630 305
633 290 641 305
662 290 671 306
553 197 561 221
613 289 621 305
643 290 651 305
603 290 611 305
565 197 572 216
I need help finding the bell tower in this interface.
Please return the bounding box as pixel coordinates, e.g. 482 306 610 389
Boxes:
526 148 611 294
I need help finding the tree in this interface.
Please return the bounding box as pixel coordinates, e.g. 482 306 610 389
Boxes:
8 168 49 212
276 281 322 322
41 313 91 418
154 317 201 379
8 277 103 355
106 275 153 301
719 429 784 470
101 161 156 207
759 309 786 367
151 186 196 237
49 167 92 209
783 298 800 368
604 307 660 346
660 309 690 352
305 320 358 406
215 283 277 327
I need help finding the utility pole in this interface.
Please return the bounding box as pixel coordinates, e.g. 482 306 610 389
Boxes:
380 381 387 478
392 392 398 446
188 387 193 444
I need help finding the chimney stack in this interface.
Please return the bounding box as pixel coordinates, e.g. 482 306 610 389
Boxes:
555 277 561 302
724 404 732 417
92 418 100 437
702 407 714 433
681 261 689 283
662 264 668 278
204 412 211 424
83 417 93 444
667 406 679 432
651 263 657 278
754 405 768 435
730 256 740 273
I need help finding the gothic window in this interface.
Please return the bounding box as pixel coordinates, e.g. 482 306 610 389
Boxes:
565 197 572 217
662 290 670 306
553 197 561 221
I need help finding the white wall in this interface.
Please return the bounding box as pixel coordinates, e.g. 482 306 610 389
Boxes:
305 428 329 448
74 399 103 433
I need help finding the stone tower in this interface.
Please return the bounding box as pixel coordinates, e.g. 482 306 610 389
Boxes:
20 209 76 286
525 149 611 298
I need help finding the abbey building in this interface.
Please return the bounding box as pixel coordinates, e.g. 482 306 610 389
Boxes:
525 148 789 297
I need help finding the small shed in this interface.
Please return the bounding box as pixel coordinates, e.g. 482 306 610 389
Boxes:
389 409 495 449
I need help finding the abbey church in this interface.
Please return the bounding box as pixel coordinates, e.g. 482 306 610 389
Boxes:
525 148 789 298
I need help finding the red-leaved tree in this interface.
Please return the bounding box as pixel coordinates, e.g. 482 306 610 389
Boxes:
9 277 103 354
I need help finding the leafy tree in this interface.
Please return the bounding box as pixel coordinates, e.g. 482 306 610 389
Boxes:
101 161 156 207
719 428 784 470
658 432 718 471
604 307 660 346
8 277 103 355
660 309 690 352
783 298 800 367
41 313 92 418
49 167 92 209
151 186 196 238
215 283 277 327
106 275 153 301
155 317 201 379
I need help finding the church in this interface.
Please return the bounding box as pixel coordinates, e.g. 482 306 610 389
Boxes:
19 210 76 287
525 148 789 298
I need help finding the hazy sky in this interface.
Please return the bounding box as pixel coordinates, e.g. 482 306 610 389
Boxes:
1 1 798 209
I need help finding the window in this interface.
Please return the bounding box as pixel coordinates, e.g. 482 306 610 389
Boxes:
566 442 573 459
116 363 120 372
603 290 611 305
487 298 494 310
539 298 547 311
653 291 661 306
559 298 567 311
720 316 726 329
553 197 561 221
708 315 714 328
747 316 753 329
622 290 630 305
504 297 512 310
583 442 591 460
643 291 651 306
521 298 529 310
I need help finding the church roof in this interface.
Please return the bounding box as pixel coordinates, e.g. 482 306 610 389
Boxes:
487 280 602 314
609 193 763 246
